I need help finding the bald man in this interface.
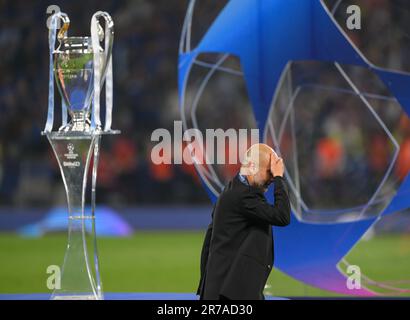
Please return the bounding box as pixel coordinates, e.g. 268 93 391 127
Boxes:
197 143 290 300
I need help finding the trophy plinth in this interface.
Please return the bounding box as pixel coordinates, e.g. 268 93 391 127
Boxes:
69 111 89 132
43 11 118 300
47 134 102 300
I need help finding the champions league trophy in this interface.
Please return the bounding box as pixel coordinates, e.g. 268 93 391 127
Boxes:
42 11 119 300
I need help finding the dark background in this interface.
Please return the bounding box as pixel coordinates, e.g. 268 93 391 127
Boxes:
0 0 213 207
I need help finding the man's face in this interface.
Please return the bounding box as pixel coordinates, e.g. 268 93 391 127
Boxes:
251 152 274 192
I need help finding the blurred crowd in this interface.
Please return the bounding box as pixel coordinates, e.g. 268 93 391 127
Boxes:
277 62 410 216
0 0 410 209
0 0 210 207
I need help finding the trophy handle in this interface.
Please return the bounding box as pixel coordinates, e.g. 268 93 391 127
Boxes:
91 11 114 84
44 12 71 134
91 12 114 131
57 13 70 41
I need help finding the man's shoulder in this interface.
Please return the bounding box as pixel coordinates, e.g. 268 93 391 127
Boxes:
222 175 246 193
220 175 260 202
213 177 247 217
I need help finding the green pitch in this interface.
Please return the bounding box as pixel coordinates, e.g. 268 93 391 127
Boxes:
0 232 409 297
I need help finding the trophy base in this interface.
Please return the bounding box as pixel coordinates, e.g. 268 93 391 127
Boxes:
51 294 103 300
44 133 110 302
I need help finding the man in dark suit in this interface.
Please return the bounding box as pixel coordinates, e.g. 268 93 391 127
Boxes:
197 143 291 300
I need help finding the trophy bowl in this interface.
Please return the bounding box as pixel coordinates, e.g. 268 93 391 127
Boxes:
54 35 109 132
54 36 94 131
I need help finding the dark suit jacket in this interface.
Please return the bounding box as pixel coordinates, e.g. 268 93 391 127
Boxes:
197 174 290 300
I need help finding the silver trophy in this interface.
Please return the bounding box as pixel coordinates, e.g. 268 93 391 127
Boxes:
42 11 119 300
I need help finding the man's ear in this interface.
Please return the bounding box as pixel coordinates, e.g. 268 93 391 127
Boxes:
240 160 257 175
249 161 258 175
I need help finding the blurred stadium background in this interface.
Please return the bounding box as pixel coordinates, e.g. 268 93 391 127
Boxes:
0 0 410 297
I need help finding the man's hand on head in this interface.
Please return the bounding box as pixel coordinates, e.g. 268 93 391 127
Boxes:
270 152 284 177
